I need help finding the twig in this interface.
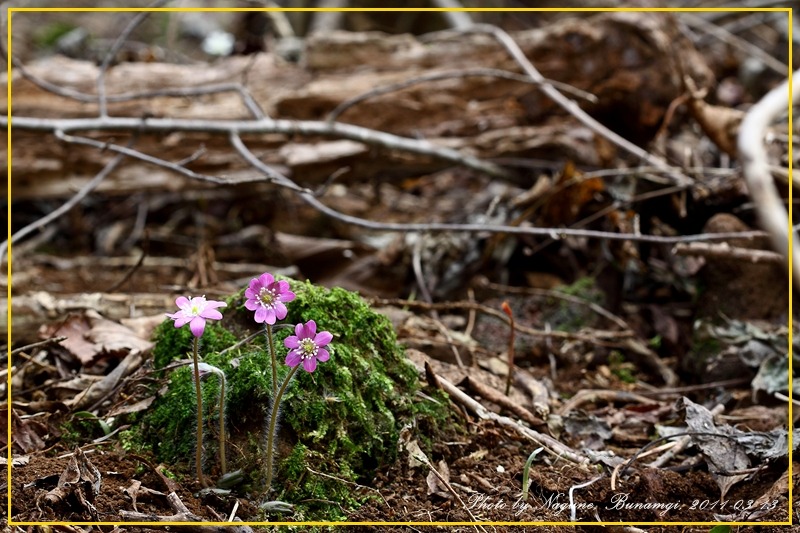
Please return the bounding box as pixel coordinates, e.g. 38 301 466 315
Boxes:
327 67 596 122
672 241 784 264
119 492 254 532
463 376 543 427
7 114 513 180
647 404 725 469
369 297 630 344
10 336 67 356
96 2 169 117
501 301 515 396
1 137 129 263
682 13 787 76
557 389 660 417
410 237 465 367
103 232 149 292
230 132 768 245
425 363 589 465
426 461 485 532
480 279 630 331
305 466 389 507
737 68 800 287
10 48 266 119
51 129 310 192
465 23 695 188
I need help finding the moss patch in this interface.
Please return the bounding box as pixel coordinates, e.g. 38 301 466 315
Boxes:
140 279 449 520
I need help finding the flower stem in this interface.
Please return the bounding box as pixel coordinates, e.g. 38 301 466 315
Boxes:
191 336 206 488
263 364 299 498
218 373 227 475
266 324 278 393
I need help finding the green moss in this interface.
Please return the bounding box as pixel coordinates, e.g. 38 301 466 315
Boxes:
544 276 604 332
140 279 449 520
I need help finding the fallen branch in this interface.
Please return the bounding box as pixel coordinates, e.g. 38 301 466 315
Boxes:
463 376 543 427
119 491 253 532
465 23 695 188
419 361 588 465
672 241 784 264
5 114 512 180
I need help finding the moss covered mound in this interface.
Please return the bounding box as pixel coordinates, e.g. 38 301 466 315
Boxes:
142 279 440 518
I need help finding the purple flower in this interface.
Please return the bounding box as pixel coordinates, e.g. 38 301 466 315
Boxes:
244 273 295 325
284 320 332 373
166 295 226 337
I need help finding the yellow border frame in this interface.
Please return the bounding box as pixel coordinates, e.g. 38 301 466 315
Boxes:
4 5 794 528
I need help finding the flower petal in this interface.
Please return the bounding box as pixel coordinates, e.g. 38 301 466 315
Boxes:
304 320 317 337
314 331 333 347
175 296 190 308
245 299 258 311
285 351 302 368
205 300 227 310
274 303 288 320
316 348 330 362
200 308 223 320
254 307 267 323
284 335 300 349
259 272 274 286
303 357 317 373
264 309 277 325
189 317 206 337
295 322 305 338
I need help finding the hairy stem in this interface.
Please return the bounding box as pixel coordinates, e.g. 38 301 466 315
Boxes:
218 372 227 475
191 336 206 487
266 324 278 393
263 364 300 499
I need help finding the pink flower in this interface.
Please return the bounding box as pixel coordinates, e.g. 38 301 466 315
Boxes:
244 272 295 325
284 320 332 373
166 295 227 337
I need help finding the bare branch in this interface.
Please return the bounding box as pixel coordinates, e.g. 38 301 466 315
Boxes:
465 23 695 188
97 6 165 117
1 137 130 263
230 132 767 244
5 114 513 180
682 13 787 76
51 130 310 193
327 67 597 122
672 241 784 264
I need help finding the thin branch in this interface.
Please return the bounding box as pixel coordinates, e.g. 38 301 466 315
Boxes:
426 364 589 465
682 13 787 76
230 132 768 245
51 130 309 193
6 114 513 180
480 279 631 331
10 336 67 356
737 69 800 286
1 137 130 263
13 56 266 120
97 5 168 117
327 67 597 122
672 241 784 264
465 23 695 188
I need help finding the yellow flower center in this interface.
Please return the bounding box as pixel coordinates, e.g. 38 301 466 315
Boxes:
258 287 277 308
299 338 318 358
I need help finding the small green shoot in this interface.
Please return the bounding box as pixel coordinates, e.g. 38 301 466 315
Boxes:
521 447 544 501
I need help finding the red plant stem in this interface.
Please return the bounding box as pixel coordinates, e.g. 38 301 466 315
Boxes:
502 301 515 396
